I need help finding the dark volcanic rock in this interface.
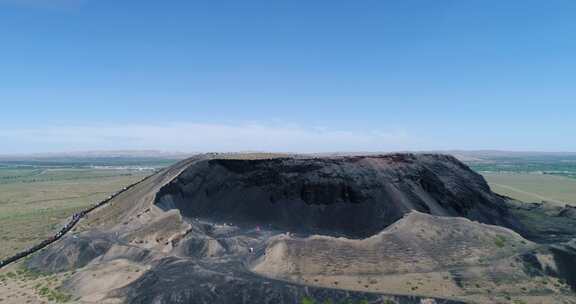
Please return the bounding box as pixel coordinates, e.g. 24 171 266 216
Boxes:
558 205 576 219
156 154 520 238
27 233 113 273
506 200 576 243
550 241 576 291
114 258 464 304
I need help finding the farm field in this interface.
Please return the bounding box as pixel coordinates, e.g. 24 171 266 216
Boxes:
482 172 576 206
0 167 151 259
463 153 576 206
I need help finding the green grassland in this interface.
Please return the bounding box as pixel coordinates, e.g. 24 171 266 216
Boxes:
0 167 151 258
482 173 576 206
465 154 576 206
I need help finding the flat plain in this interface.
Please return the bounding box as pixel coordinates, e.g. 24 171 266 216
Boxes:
0 167 150 258
465 153 576 206
482 173 576 206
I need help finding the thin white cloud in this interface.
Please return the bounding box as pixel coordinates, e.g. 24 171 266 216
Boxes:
0 122 414 154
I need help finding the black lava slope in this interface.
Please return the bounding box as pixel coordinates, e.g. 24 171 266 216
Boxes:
155 154 521 238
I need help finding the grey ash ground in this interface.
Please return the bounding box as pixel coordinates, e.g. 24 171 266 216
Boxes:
20 153 576 303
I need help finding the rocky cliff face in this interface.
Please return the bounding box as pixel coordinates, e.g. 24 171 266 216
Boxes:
156 154 520 237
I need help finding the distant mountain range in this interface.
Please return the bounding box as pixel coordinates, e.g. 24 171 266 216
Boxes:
2 149 576 162
0 150 194 160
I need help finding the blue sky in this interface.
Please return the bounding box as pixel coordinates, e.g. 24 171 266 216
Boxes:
1 0 575 153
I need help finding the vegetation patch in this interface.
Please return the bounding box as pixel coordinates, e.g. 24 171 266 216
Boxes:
35 284 72 303
301 297 371 304
494 235 507 248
